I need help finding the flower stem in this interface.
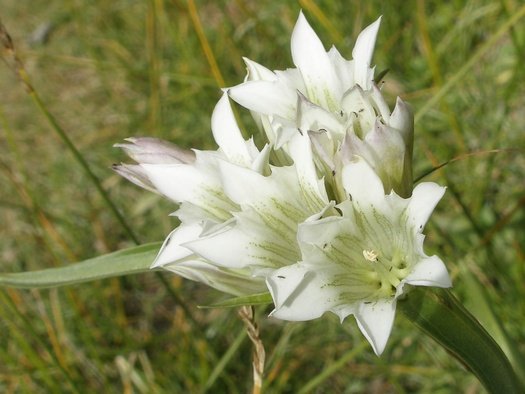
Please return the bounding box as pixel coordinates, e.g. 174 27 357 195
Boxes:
238 306 265 394
398 287 523 394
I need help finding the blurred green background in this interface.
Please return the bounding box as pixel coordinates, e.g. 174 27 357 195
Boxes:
1 0 524 392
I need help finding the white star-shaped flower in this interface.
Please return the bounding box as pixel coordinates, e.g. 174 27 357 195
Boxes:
267 158 452 355
114 93 271 295
114 94 332 295
114 12 452 356
229 12 413 197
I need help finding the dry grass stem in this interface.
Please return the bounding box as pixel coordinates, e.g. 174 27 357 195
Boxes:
238 306 266 394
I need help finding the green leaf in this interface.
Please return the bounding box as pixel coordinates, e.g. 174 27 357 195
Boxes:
199 292 273 309
462 269 525 387
0 242 162 288
399 287 523 394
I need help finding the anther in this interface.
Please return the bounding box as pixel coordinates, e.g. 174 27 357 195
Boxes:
363 250 378 262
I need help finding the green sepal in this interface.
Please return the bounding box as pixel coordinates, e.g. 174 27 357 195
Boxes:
0 242 162 288
374 68 390 83
199 292 273 309
398 287 523 394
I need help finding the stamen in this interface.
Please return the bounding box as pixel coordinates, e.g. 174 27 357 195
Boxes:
363 249 378 262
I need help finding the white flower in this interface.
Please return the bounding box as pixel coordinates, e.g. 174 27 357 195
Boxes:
114 12 452 356
266 158 451 355
114 93 271 295
182 132 332 277
229 12 413 197
114 94 331 295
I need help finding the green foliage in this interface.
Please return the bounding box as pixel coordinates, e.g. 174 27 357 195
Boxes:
0 0 524 392
0 243 159 288
399 288 522 393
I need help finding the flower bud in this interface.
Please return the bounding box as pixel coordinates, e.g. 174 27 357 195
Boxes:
114 137 195 165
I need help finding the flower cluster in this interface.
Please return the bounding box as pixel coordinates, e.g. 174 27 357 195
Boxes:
114 12 451 355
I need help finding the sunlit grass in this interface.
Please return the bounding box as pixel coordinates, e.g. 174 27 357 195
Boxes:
1 0 524 392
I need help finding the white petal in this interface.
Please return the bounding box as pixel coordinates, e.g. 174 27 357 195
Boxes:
212 93 252 166
363 121 407 193
328 46 355 91
142 154 238 222
228 80 297 119
266 264 308 309
243 57 276 82
115 137 195 164
309 130 337 169
354 299 396 355
166 259 266 296
403 255 452 289
407 182 446 231
268 266 340 321
287 133 329 209
141 161 213 203
352 17 381 89
218 160 272 206
113 164 157 193
370 84 391 123
340 129 365 156
152 224 202 268
274 68 307 92
273 119 299 149
291 12 342 110
218 160 309 213
341 157 385 206
341 85 376 136
297 216 347 246
251 143 271 174
184 223 252 269
364 121 406 159
218 162 323 255
296 93 345 134
173 202 219 226
186 208 300 270
390 97 413 145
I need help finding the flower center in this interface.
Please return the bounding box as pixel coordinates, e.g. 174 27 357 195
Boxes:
368 248 411 298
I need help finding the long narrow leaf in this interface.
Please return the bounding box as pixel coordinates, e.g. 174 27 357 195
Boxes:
0 242 161 289
462 269 525 386
399 287 523 394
